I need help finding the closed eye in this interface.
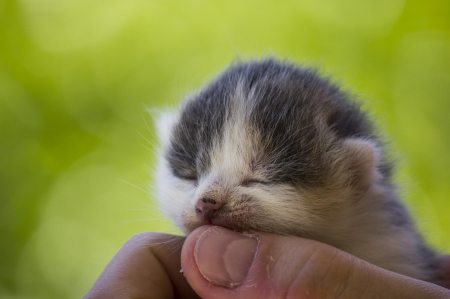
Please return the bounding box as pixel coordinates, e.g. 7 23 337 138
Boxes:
241 179 269 188
176 175 198 186
171 167 198 186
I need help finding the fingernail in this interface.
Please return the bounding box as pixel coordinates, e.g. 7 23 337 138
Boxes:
194 227 258 289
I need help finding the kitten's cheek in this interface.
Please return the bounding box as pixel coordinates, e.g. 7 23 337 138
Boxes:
180 208 197 227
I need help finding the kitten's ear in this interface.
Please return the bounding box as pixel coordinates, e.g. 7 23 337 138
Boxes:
342 138 381 200
155 111 179 147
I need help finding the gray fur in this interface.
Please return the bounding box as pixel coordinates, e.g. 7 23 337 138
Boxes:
156 58 440 284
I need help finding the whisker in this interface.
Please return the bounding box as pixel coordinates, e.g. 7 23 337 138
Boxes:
118 178 151 195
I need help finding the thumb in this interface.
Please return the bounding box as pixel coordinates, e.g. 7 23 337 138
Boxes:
181 226 450 299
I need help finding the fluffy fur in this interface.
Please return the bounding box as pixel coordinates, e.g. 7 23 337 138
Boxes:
155 59 439 283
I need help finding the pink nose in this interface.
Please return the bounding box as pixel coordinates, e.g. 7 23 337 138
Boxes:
195 197 224 219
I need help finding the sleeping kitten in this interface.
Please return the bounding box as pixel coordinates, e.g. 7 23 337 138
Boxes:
155 59 439 283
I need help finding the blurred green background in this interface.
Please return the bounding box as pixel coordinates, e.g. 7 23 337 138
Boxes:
1 0 449 298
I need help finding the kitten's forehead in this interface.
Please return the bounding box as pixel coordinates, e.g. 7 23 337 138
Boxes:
208 87 259 181
166 59 376 185
165 76 233 179
166 84 258 182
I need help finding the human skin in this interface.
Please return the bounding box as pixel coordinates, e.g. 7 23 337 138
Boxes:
84 226 450 299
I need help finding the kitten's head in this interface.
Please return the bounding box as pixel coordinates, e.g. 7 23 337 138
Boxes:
156 59 385 238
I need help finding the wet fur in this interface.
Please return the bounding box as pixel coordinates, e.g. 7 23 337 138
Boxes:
155 59 439 283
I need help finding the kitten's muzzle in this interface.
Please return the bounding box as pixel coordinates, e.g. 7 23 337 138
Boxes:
195 197 224 220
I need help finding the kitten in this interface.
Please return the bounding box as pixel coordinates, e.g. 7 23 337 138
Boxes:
155 59 439 283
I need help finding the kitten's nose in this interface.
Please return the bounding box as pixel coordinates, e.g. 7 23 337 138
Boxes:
195 197 224 219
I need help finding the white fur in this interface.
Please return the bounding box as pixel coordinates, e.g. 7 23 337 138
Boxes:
154 90 434 282
156 112 179 147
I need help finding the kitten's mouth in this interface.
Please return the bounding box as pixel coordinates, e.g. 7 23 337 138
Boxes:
188 217 239 233
201 218 212 225
204 217 246 232
188 208 254 233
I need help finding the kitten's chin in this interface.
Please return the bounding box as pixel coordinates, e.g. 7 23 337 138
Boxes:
183 219 211 233
183 217 250 233
209 218 239 231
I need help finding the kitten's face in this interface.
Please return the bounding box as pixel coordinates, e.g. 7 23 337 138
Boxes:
155 60 379 237
156 113 333 237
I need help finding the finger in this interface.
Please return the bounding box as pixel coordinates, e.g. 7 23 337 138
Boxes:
438 255 450 289
85 232 200 299
181 226 450 299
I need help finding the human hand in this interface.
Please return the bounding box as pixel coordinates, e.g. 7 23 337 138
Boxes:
85 226 450 298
